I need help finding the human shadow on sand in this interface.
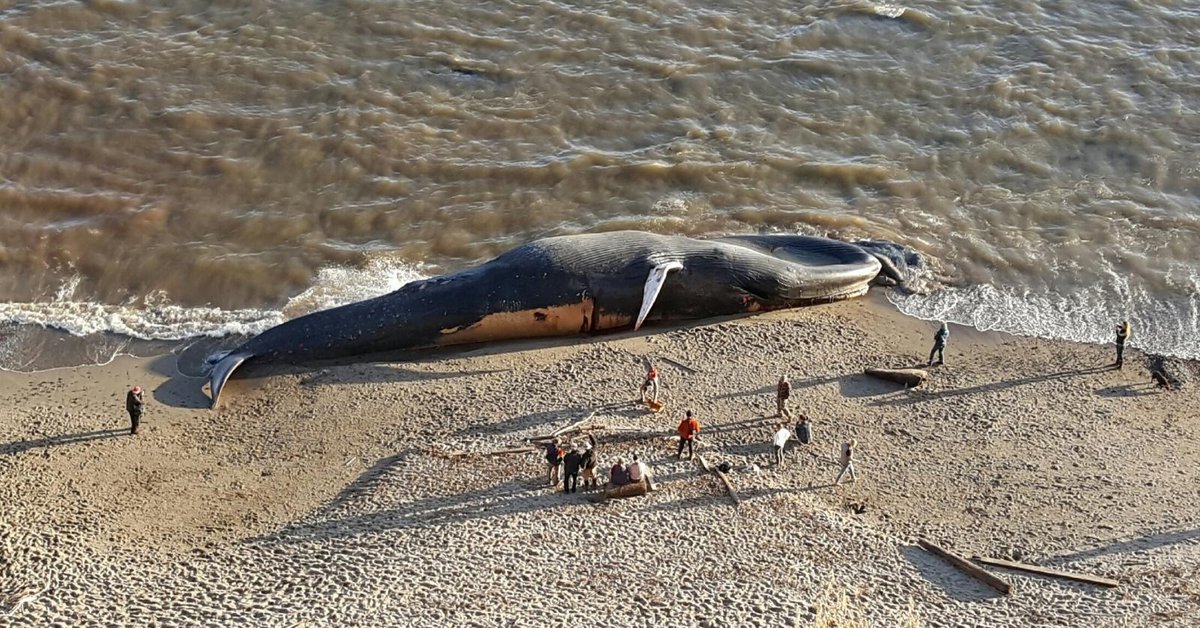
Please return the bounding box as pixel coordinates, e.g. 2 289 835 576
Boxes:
1093 383 1160 398
256 477 590 544
713 374 843 400
712 372 896 402
870 365 1113 407
1048 527 1200 565
899 544 1006 602
462 402 637 439
254 448 723 545
1 428 128 457
703 415 776 436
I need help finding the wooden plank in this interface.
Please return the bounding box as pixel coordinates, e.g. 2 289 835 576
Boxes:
527 411 602 442
696 453 740 506
660 356 699 374
972 556 1119 588
551 411 598 437
468 446 538 458
917 539 1012 595
527 426 605 444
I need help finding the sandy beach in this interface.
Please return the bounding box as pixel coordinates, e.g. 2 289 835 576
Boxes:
2 296 1198 626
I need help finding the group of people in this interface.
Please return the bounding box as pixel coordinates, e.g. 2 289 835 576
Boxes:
771 383 855 484
121 317 1169 498
543 435 599 493
543 434 655 494
607 453 653 492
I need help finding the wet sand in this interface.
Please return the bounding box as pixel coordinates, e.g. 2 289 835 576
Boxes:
2 296 1198 626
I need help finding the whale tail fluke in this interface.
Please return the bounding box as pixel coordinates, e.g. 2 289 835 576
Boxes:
208 351 252 409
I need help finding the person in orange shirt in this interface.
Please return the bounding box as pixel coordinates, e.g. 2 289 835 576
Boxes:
676 410 700 459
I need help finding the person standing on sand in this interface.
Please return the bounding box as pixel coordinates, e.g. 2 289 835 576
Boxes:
834 439 857 484
580 436 598 490
562 444 583 494
928 322 949 366
126 386 144 435
776 374 791 418
640 365 660 403
771 423 791 466
676 410 700 460
1114 320 1131 368
795 414 813 448
544 439 564 487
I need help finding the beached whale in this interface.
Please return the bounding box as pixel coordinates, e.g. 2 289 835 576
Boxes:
206 231 905 407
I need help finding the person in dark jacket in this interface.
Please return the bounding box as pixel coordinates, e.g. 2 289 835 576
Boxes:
579 436 598 489
795 414 813 446
1114 320 1131 368
562 444 584 493
928 322 949 366
609 458 629 488
776 375 791 418
126 386 144 435
544 440 563 486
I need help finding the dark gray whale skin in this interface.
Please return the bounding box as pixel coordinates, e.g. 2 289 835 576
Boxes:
207 231 901 407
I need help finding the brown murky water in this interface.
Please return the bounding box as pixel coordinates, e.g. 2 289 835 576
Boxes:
1 0 1198 365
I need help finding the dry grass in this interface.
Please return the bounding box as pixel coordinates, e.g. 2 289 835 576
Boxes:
806 583 922 628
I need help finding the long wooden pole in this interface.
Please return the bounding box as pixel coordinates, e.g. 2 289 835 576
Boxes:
917 539 1012 595
550 411 598 437
972 556 1119 588
696 453 740 506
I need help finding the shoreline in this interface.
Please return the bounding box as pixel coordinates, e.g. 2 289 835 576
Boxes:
2 294 1198 625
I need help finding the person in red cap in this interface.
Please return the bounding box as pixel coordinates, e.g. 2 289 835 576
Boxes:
639 365 659 403
126 386 144 435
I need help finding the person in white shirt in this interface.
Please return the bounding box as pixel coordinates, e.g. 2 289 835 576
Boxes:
835 439 857 484
771 424 791 465
626 454 655 491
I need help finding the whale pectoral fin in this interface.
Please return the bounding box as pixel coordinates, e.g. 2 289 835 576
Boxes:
208 351 252 409
635 261 684 331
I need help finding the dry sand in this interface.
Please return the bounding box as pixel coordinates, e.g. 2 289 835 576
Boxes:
2 296 1198 626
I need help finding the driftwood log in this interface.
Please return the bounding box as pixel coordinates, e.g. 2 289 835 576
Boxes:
865 367 928 387
588 480 650 503
918 540 1012 595
972 556 1119 588
659 356 699 374
697 454 741 506
527 412 601 443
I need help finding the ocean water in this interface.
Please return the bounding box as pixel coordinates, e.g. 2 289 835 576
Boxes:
0 0 1197 370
